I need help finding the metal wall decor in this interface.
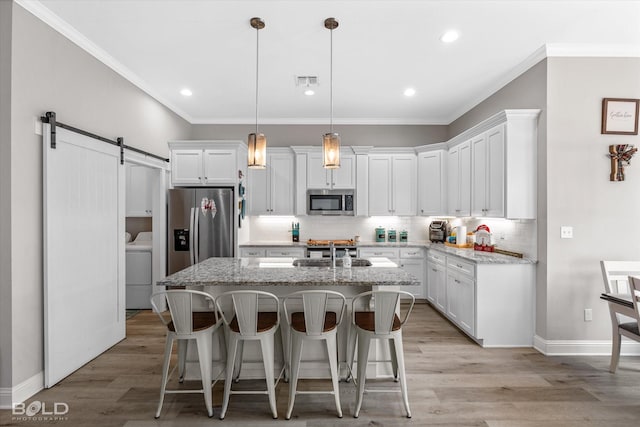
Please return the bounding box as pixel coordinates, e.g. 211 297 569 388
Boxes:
608 144 638 181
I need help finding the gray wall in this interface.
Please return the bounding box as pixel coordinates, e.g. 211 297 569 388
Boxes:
190 124 448 147
545 57 640 340
7 3 190 388
0 0 13 391
448 59 548 337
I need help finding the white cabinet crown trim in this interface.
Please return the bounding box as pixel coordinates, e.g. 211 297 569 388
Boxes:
445 109 541 149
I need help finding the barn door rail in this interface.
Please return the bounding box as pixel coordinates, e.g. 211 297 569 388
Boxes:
41 111 170 164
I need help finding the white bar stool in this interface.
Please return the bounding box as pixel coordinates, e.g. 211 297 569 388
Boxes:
346 290 415 418
215 290 285 419
283 290 346 419
150 290 224 418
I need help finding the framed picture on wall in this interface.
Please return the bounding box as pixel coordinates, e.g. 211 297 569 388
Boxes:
602 98 639 135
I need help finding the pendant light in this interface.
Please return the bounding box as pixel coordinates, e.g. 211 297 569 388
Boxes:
323 17 340 169
248 17 266 169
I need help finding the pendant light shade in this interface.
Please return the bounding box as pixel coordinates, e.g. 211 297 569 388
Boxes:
247 132 266 169
248 17 267 169
323 17 340 169
323 132 340 169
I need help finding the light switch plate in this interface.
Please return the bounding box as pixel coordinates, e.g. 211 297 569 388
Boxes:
561 226 573 239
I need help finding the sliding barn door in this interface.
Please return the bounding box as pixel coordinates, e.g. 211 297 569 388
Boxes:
43 125 125 387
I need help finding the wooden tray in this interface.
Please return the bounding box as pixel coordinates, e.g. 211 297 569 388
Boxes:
307 239 355 246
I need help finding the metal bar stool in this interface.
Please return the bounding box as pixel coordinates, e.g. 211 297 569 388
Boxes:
215 290 285 419
346 290 415 418
283 290 346 419
150 290 225 418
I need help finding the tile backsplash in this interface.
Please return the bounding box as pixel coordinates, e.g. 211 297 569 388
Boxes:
244 215 537 260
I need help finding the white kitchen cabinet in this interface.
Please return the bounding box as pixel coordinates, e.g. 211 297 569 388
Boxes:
471 124 505 217
399 248 426 299
368 154 417 216
171 149 203 185
240 247 305 258
444 109 540 219
447 140 471 217
357 247 400 263
202 149 237 185
169 141 245 187
417 148 446 216
126 164 152 216
265 247 305 258
426 247 535 347
426 250 446 310
307 151 356 189
446 256 475 336
248 149 295 215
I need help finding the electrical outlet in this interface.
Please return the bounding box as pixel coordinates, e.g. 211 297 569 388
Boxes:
561 226 573 239
584 308 592 322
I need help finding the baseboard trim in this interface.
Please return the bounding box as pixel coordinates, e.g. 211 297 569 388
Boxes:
534 335 640 356
0 371 44 409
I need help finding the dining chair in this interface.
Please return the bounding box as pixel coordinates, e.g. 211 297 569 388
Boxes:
600 261 640 372
283 290 346 419
215 290 285 419
346 289 415 418
150 290 225 418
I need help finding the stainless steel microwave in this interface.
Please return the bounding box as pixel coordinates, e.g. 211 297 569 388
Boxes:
307 190 355 215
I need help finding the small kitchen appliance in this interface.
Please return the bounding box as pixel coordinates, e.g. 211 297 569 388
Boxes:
307 189 355 215
429 220 448 243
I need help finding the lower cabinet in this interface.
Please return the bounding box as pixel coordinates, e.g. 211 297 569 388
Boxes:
427 250 447 311
427 249 534 347
358 247 427 299
446 265 475 336
240 246 305 258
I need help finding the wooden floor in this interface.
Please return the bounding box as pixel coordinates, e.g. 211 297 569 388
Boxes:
3 303 640 426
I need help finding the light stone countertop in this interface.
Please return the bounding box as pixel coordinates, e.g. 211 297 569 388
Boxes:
239 241 536 264
157 257 420 288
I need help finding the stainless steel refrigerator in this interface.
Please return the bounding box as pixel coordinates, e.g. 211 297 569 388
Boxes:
168 188 234 275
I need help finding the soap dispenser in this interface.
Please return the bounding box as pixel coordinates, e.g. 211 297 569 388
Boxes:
343 249 352 268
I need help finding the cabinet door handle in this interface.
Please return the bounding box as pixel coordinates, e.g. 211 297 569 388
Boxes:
456 264 463 268
454 279 461 284
432 268 437 272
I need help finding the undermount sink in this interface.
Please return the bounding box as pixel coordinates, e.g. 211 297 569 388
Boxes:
292 258 372 267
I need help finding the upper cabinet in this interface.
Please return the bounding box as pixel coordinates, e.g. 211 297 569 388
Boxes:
444 109 540 220
169 141 246 187
368 153 417 216
417 146 447 216
248 148 295 215
472 125 505 217
125 164 153 217
306 151 356 189
447 140 471 217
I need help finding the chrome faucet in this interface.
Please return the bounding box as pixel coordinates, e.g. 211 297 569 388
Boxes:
330 241 336 269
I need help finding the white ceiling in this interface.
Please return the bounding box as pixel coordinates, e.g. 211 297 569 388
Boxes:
20 0 640 125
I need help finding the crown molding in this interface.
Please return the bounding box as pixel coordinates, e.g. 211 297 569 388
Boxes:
15 0 194 124
445 43 640 124
189 117 449 125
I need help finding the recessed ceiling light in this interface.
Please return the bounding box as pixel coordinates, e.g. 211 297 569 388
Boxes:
440 30 459 43
304 89 315 96
180 88 193 97
404 88 416 97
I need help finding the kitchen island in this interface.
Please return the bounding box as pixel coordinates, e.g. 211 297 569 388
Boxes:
157 256 419 381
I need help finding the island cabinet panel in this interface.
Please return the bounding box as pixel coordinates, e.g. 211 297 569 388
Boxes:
426 249 534 347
